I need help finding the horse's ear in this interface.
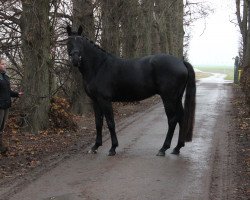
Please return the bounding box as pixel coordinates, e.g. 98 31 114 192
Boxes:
66 25 72 36
78 26 83 36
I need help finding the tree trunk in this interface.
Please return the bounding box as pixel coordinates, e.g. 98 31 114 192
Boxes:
236 0 248 64
151 0 162 54
120 0 141 58
101 0 121 56
241 0 250 103
139 0 154 56
20 0 50 134
246 0 250 65
172 0 184 58
153 0 170 54
69 0 95 115
153 0 184 58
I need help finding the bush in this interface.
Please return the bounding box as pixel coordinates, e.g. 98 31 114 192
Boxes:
49 96 77 131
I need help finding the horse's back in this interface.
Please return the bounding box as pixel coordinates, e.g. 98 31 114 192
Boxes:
150 54 188 76
93 54 188 102
113 54 187 78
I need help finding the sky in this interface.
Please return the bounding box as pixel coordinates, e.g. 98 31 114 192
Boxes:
188 0 240 67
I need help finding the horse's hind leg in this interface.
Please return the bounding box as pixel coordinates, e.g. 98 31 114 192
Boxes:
172 103 185 155
157 99 182 156
172 119 185 155
90 101 104 154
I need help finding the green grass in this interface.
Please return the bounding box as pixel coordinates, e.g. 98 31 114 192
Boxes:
195 66 234 80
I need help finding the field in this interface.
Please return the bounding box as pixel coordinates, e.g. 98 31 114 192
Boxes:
194 66 234 80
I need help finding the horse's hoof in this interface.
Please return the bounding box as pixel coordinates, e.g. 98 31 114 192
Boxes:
171 149 180 155
156 151 165 156
108 151 116 156
88 149 97 154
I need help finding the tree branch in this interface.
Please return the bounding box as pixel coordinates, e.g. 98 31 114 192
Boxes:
0 11 20 25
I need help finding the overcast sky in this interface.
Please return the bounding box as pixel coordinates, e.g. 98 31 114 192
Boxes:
188 0 240 67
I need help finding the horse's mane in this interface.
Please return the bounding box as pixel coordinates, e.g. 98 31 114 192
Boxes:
80 35 114 57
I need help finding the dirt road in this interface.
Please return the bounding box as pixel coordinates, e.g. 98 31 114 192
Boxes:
1 77 233 200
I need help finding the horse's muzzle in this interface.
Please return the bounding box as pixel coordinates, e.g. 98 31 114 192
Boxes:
71 55 81 67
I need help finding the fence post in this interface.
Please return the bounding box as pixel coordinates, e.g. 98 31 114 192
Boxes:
234 56 239 84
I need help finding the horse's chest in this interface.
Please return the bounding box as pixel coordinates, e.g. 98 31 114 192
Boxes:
85 82 110 99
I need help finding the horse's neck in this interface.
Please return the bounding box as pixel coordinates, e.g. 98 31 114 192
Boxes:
80 41 110 81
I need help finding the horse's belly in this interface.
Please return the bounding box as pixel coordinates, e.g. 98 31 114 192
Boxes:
112 87 156 102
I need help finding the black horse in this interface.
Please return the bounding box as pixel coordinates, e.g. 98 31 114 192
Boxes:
66 25 196 156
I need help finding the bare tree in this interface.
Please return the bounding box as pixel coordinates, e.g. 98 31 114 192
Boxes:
151 0 184 58
183 0 213 60
247 0 250 65
168 0 184 58
236 0 248 65
237 0 250 103
119 0 141 58
140 0 154 56
0 1 23 84
20 0 51 133
101 0 121 56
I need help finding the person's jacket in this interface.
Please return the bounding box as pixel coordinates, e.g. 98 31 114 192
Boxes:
0 72 19 109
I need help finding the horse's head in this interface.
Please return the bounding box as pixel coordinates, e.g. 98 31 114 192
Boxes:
66 25 83 67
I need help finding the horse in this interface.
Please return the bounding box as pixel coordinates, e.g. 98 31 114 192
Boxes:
66 25 196 156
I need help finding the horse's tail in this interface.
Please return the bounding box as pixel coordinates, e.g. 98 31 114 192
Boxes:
183 61 196 142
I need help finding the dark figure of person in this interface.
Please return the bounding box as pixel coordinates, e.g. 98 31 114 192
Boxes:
0 57 23 154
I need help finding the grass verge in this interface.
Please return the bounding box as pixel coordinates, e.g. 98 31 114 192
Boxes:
195 66 234 80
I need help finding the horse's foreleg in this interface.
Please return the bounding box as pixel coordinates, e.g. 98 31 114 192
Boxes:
99 99 118 156
90 102 104 154
106 115 118 156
